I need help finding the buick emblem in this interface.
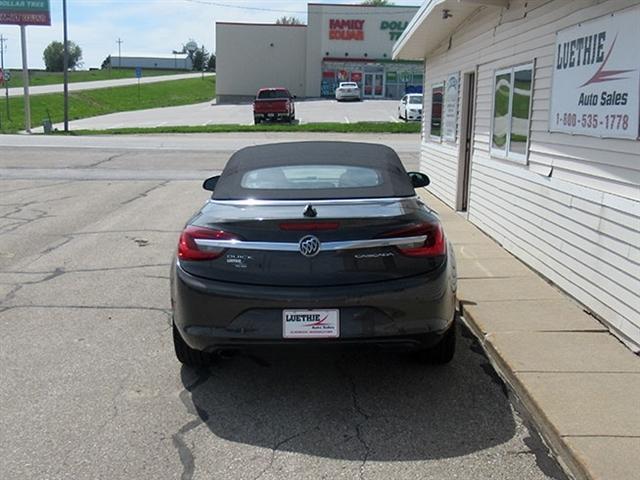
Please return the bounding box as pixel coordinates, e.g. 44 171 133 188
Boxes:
299 235 321 258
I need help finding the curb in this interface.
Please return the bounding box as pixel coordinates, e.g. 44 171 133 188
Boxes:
461 306 586 480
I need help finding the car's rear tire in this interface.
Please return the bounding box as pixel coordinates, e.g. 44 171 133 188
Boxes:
415 317 456 364
173 323 213 367
254 116 261 125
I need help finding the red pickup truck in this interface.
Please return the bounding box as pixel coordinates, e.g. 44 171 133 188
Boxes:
253 88 295 124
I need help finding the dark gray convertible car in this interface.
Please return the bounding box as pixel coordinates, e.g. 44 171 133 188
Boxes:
171 142 457 366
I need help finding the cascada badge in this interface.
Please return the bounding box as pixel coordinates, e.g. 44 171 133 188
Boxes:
283 309 339 338
550 7 640 139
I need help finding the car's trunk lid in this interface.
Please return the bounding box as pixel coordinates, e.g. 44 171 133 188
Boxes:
179 198 445 287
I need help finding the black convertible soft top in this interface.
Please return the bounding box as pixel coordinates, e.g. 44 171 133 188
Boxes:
212 141 415 200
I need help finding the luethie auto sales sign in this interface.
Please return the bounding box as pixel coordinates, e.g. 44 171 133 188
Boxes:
550 7 639 139
0 0 51 26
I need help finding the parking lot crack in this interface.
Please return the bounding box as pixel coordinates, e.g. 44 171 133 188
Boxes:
2 263 169 276
337 360 372 480
253 423 323 480
37 235 74 258
0 180 75 194
120 180 170 205
86 152 127 168
173 367 211 480
0 204 54 234
0 266 64 305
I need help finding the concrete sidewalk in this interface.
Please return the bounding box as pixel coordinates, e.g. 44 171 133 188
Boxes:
7 72 214 97
419 190 640 480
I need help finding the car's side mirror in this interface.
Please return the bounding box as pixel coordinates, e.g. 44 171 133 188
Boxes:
292 95 297 99
203 175 220 192
408 171 430 188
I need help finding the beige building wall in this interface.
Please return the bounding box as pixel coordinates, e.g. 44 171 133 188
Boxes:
414 0 640 350
216 23 307 102
306 4 419 97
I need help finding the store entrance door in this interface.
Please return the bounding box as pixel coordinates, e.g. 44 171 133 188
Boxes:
363 72 384 98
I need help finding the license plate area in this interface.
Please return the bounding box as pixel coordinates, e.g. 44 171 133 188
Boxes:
283 309 339 339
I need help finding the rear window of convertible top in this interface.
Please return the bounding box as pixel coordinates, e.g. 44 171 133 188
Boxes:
211 142 416 200
241 165 382 190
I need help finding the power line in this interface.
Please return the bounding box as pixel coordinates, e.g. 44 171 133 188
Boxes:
183 0 418 16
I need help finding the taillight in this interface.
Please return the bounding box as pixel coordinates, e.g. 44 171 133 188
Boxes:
178 226 239 261
384 222 446 257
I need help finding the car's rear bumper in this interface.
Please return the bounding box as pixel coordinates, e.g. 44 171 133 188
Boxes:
254 112 291 120
335 93 360 100
171 260 456 353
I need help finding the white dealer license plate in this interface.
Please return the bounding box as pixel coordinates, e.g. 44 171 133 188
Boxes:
283 309 339 339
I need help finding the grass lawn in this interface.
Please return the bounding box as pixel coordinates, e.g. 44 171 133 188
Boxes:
2 68 190 89
0 76 215 133
63 122 421 135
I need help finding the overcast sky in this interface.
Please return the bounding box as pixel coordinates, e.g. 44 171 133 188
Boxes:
0 0 424 70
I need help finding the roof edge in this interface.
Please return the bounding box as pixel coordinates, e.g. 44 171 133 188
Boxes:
393 0 508 60
392 0 447 60
216 21 307 27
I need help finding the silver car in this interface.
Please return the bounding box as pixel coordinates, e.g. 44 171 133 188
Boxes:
335 82 361 101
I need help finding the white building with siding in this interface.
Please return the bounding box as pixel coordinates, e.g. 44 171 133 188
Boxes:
393 0 640 351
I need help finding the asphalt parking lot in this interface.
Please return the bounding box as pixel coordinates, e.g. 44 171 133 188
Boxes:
42 99 403 131
0 133 565 480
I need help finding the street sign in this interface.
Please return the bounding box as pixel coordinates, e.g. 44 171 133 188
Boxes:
0 0 51 26
135 66 142 79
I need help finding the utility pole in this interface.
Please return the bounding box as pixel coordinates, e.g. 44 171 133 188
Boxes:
116 37 123 68
63 0 69 132
0 34 9 122
20 25 31 133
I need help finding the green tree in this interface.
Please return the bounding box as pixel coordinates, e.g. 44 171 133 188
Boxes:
276 16 303 25
101 55 111 69
192 47 209 71
43 41 82 72
361 0 394 5
207 54 216 72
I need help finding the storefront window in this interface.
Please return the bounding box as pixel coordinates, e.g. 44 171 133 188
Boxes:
430 84 444 138
510 68 532 155
321 70 336 97
491 64 533 162
492 71 511 152
322 62 423 99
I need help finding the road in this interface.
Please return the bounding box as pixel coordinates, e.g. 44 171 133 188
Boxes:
34 99 403 132
0 133 566 480
7 72 215 97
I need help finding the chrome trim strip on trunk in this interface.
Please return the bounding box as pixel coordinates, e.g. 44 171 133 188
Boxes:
194 235 426 252
207 196 417 206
